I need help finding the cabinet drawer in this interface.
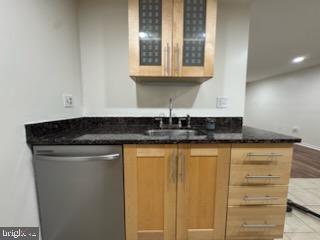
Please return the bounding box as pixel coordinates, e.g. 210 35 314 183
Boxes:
227 206 286 239
230 164 291 186
228 186 288 206
231 144 293 165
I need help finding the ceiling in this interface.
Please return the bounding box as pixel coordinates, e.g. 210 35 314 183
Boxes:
247 0 320 82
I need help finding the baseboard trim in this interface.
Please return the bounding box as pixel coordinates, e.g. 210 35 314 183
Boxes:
295 143 320 151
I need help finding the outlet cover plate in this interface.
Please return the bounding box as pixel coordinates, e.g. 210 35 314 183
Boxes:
63 94 73 108
216 96 229 109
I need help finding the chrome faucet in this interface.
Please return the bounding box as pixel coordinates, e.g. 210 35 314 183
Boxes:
155 98 191 129
169 98 173 126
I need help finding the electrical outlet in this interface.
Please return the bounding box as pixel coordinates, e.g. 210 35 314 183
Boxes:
63 94 73 108
292 126 299 134
216 96 229 109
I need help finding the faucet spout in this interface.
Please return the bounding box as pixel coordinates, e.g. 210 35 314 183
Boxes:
169 98 173 126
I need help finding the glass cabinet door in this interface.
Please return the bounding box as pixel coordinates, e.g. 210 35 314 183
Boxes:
183 0 206 67
173 0 217 78
139 0 162 66
129 0 173 78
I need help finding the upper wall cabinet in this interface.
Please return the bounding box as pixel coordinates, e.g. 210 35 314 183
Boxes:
128 0 217 82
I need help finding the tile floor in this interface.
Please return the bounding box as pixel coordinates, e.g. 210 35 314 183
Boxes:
276 178 320 240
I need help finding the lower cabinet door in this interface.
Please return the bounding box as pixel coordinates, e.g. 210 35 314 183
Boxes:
124 144 177 240
176 144 231 240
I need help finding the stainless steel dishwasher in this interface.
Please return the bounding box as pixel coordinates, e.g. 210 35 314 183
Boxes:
33 145 125 240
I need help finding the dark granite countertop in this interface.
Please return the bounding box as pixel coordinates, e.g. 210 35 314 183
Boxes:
25 117 301 145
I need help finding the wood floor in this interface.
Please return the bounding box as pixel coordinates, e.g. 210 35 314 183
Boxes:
291 144 320 178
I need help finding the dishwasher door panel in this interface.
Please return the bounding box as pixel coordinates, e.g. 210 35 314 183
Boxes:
33 145 125 240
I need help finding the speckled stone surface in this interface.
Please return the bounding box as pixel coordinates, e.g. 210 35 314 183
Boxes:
25 117 301 146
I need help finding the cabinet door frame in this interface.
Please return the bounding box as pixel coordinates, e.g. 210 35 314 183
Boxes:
176 144 231 240
128 0 173 77
172 0 217 78
124 144 177 240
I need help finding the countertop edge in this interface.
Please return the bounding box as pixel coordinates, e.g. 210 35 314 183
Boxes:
27 138 302 146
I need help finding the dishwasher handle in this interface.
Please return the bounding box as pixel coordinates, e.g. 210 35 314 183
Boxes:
35 153 120 162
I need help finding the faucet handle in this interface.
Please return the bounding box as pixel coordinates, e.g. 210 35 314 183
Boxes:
155 117 164 129
177 117 186 128
186 114 191 129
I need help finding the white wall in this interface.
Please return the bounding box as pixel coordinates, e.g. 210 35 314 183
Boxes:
245 65 320 147
78 0 251 117
0 0 82 226
0 0 250 227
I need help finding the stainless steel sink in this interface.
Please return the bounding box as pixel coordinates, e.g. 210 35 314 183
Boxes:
145 129 203 137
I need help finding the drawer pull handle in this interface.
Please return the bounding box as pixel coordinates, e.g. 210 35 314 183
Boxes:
170 152 177 183
243 195 280 201
247 153 283 157
242 223 277 229
179 152 186 183
246 175 280 179
245 153 283 164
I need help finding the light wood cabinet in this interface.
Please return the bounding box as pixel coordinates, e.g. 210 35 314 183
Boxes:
128 0 173 79
124 143 294 240
172 0 216 79
228 186 288 206
177 144 231 240
124 144 231 240
227 206 287 240
128 0 217 82
229 164 291 186
226 144 293 240
124 145 177 240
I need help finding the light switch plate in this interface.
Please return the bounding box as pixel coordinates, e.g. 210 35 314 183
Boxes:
63 94 73 108
216 96 229 109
